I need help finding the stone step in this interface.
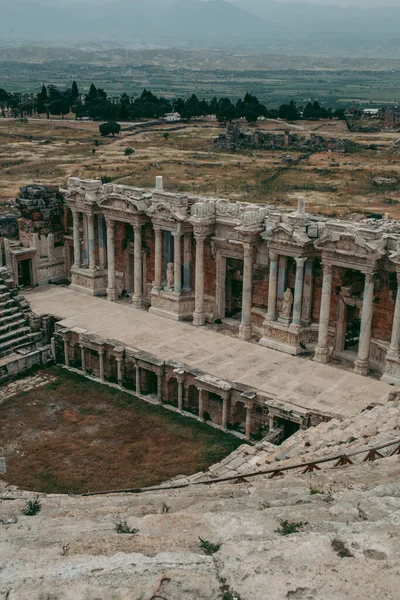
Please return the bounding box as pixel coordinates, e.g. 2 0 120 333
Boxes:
0 292 11 303
0 306 20 319
0 331 42 356
0 317 27 336
0 311 24 327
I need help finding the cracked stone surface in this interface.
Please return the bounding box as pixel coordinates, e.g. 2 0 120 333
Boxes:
1 456 400 599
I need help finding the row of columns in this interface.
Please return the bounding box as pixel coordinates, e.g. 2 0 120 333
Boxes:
62 337 253 435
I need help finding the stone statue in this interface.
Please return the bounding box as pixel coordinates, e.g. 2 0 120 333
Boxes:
167 262 174 289
280 288 293 320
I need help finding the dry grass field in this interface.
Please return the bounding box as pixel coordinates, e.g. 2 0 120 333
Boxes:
0 367 241 494
1 116 399 218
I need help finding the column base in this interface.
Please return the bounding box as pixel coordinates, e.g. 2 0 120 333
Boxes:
239 324 252 341
354 358 369 376
193 312 206 327
314 346 329 364
107 288 117 302
132 296 143 310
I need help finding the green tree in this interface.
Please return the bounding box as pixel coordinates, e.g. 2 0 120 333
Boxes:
99 121 121 137
71 81 79 98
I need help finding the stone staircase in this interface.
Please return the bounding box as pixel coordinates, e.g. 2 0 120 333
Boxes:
0 277 43 358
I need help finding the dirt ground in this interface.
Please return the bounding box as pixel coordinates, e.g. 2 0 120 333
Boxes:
0 367 240 494
0 116 399 217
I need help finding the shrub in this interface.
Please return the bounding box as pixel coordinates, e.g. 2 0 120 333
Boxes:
101 176 112 184
23 495 41 516
115 520 138 534
124 147 135 156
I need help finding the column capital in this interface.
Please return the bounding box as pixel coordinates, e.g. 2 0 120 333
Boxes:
172 230 183 239
322 263 333 275
153 224 162 233
364 271 376 284
105 216 114 227
269 251 279 262
242 242 254 258
132 222 142 234
294 256 307 267
194 234 207 245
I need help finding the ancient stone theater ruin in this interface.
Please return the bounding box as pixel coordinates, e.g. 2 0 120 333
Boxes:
1 176 400 441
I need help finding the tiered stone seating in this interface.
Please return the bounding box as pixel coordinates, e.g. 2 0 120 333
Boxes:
0 278 43 357
175 398 400 485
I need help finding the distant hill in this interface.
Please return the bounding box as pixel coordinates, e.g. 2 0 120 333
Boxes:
1 0 400 57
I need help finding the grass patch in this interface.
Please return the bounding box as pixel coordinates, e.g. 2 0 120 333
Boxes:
23 495 41 516
0 367 241 494
276 520 308 536
199 537 221 555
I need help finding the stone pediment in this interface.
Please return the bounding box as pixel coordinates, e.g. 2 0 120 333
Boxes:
261 223 312 248
148 201 187 223
315 232 386 260
97 193 143 214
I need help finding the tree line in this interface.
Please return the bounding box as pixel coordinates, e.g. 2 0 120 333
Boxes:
0 82 346 123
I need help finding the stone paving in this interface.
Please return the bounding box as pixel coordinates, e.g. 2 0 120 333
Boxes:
0 373 55 405
26 286 395 419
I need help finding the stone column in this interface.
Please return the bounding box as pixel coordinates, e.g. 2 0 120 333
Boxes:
106 218 116 302
269 415 275 431
222 396 228 430
314 264 333 364
157 373 163 403
135 363 141 395
354 272 375 376
239 243 254 341
63 339 69 367
177 377 184 411
292 257 306 327
88 214 96 271
183 234 192 292
98 215 106 269
266 251 279 320
132 222 143 309
193 235 206 326
99 350 104 382
277 255 288 303
116 357 123 386
245 403 252 439
72 209 81 267
198 388 204 420
82 215 89 265
80 346 86 375
387 272 400 359
172 231 182 294
301 258 314 326
152 226 162 292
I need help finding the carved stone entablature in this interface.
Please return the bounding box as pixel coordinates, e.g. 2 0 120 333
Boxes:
314 231 386 268
190 199 216 220
261 222 313 254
